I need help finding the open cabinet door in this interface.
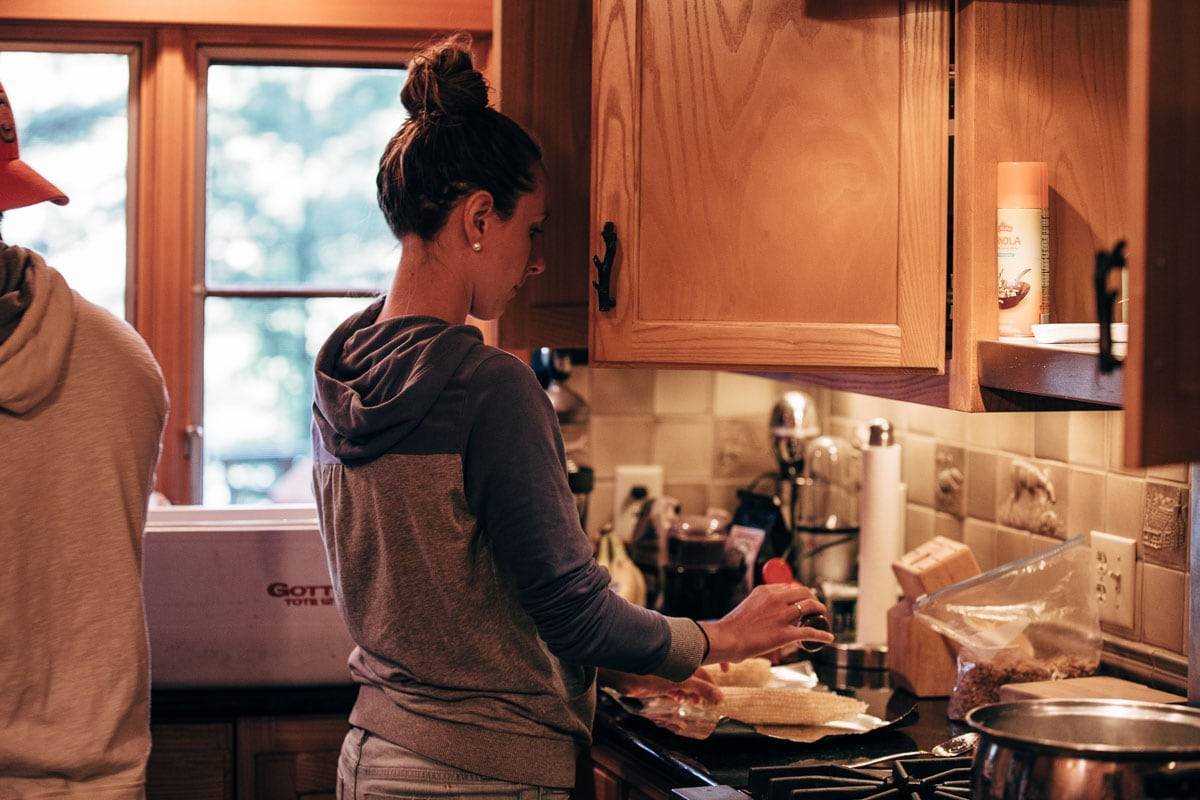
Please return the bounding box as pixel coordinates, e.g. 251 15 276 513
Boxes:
1125 0 1200 467
590 0 948 371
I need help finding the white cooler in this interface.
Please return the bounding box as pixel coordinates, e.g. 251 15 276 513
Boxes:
144 505 356 688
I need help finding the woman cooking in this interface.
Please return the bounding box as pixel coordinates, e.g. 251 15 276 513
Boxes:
311 36 833 799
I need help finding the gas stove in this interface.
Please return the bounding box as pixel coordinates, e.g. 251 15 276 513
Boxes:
672 756 973 800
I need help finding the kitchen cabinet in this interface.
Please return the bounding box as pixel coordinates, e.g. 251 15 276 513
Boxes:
495 0 592 349
1124 0 1200 467
146 723 235 800
590 0 949 371
588 747 676 800
236 716 348 800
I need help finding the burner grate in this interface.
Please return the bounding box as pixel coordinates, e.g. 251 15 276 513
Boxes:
748 756 974 800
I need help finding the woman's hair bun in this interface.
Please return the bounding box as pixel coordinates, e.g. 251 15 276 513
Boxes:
400 35 488 120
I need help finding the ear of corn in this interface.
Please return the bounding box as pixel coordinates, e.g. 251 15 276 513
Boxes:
712 687 867 726
700 658 773 688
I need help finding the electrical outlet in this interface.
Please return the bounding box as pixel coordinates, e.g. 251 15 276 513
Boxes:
1090 530 1137 629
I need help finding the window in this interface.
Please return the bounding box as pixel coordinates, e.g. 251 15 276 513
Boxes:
0 17 485 506
0 49 131 319
200 62 407 504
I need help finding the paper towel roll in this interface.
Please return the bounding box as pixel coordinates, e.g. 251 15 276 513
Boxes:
857 435 902 645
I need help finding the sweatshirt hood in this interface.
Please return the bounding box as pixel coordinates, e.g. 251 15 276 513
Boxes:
312 298 483 462
0 244 75 414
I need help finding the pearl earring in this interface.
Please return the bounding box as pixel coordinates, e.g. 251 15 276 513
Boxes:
472 242 482 252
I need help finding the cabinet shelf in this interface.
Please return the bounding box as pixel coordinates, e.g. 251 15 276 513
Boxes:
977 339 1124 410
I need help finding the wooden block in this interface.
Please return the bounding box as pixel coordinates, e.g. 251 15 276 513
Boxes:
892 536 982 601
999 676 1185 704
886 600 957 698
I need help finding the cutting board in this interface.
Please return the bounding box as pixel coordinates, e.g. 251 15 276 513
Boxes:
999 676 1185 704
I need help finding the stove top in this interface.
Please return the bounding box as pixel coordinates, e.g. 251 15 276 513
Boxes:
751 757 973 799
673 757 973 800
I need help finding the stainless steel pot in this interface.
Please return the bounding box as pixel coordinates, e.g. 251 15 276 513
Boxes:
967 700 1200 799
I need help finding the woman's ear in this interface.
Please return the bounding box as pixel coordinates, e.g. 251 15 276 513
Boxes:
460 190 495 248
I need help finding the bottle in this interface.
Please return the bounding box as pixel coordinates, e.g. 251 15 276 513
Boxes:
996 162 1049 336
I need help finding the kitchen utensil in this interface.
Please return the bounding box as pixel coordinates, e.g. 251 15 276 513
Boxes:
769 390 820 479
848 731 979 768
967 699 1200 799
999 675 1185 705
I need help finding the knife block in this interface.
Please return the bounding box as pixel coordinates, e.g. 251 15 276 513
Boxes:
886 599 957 698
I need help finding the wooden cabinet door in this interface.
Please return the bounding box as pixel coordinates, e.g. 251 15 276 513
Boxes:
146 723 234 800
236 716 348 800
496 0 592 349
591 0 949 371
1124 0 1200 466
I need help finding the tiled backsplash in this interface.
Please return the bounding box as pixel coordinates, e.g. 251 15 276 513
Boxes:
568 368 795 541
575 366 1192 684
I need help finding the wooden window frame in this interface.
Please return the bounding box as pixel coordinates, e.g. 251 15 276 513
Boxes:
2 20 491 504
0 27 149 323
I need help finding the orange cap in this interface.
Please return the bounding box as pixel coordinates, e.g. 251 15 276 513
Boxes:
0 80 69 212
997 161 1047 209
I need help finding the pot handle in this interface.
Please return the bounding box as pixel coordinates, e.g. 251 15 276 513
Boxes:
1141 761 1200 798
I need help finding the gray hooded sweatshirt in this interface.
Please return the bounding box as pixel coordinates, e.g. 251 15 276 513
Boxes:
311 300 705 788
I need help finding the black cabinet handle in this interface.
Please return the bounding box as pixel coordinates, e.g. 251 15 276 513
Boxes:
1094 240 1127 374
592 221 617 312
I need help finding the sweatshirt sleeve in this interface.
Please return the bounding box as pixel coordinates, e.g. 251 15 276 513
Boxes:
461 353 705 681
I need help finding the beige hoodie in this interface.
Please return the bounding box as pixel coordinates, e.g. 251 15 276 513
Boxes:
0 246 167 799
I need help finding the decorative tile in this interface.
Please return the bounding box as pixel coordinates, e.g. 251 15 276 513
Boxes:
966 413 1000 449
1104 474 1146 542
966 450 997 521
934 444 966 517
714 372 781 418
995 413 1036 456
590 368 655 414
935 512 963 542
995 525 1032 566
663 482 710 517
654 370 713 416
1034 412 1071 462
831 391 886 423
713 417 774 479
1141 482 1189 571
1107 412 1144 476
901 433 936 507
1037 460 1070 539
996 458 1064 537
653 418 714 481
1147 463 1189 484
1141 563 1186 654
905 504 936 552
1067 412 1107 467
590 417 655 478
1066 469 1105 540
963 519 998 571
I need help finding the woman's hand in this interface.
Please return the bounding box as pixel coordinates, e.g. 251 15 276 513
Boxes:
598 668 724 704
699 583 832 665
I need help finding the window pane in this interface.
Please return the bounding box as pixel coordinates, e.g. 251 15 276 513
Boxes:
0 50 129 318
205 64 406 289
203 296 371 505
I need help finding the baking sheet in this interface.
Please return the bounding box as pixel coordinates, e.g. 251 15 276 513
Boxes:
604 663 917 743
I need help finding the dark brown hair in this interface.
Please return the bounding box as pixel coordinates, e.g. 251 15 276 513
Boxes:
377 35 542 241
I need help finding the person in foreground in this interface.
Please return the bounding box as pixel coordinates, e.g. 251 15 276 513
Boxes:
0 80 168 798
311 37 833 799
